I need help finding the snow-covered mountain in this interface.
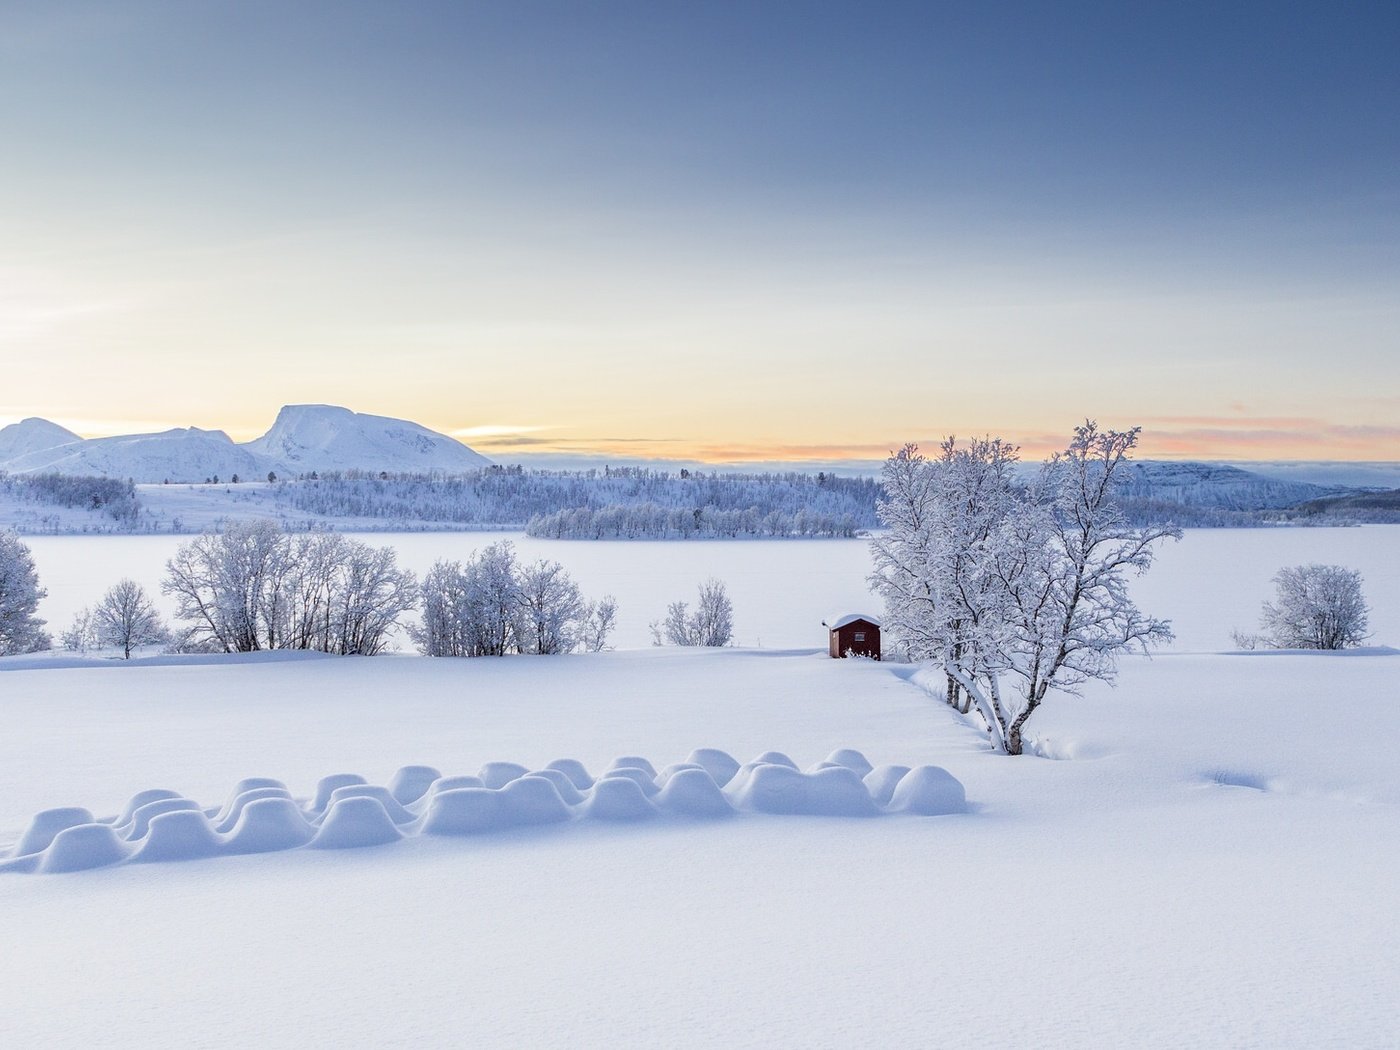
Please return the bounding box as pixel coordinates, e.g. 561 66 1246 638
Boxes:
4 427 269 483
0 417 81 463
1118 461 1343 510
246 404 491 476
0 407 492 482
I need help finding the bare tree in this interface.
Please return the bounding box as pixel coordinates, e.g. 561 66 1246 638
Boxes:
93 579 169 658
581 595 618 652
163 521 415 655
651 579 734 647
0 530 50 655
1259 564 1369 649
411 543 604 657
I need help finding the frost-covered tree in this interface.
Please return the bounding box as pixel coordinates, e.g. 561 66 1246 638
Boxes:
0 531 50 654
515 559 584 655
652 579 734 647
411 542 604 657
1258 564 1369 649
93 579 169 658
581 595 618 652
871 423 1179 755
162 521 415 655
61 607 99 652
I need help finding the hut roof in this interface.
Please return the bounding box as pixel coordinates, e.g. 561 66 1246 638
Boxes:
825 614 882 630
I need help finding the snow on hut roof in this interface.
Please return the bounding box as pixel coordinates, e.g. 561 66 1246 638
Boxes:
825 614 881 629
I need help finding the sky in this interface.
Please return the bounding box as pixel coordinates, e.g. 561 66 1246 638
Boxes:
1 0 1398 463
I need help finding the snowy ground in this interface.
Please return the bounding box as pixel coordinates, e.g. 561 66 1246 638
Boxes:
22 524 1400 651
1 644 1398 1048
2 528 1398 1047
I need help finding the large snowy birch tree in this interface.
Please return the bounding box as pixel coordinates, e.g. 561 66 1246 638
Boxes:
871 423 1180 755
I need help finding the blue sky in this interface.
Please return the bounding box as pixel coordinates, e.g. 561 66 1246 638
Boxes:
2 1 1397 460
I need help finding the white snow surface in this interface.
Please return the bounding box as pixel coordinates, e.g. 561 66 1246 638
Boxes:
1 528 1398 1048
21 525 1400 652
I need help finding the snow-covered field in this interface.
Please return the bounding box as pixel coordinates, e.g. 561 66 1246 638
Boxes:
22 524 1400 651
2 529 1398 1048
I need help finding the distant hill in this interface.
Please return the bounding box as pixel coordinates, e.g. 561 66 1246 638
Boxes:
1285 488 1400 523
0 417 81 463
0 406 492 483
246 404 491 477
1118 461 1346 511
4 427 268 483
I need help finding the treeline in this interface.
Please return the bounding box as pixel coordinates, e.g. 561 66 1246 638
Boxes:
526 503 861 539
160 522 617 658
267 466 882 537
0 472 141 524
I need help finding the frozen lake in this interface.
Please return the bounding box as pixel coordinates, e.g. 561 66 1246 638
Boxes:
21 526 1400 653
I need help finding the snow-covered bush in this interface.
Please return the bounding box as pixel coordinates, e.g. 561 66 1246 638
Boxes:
870 423 1179 755
60 607 99 652
1258 564 1369 650
651 579 734 647
0 530 50 654
163 521 416 655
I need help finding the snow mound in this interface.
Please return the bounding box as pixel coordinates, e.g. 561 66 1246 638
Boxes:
607 755 658 777
310 797 404 849
544 758 594 789
525 767 586 805
499 777 573 825
750 750 799 770
12 807 96 857
687 748 741 787
111 789 185 826
825 748 874 777
131 810 223 863
597 767 660 797
863 765 912 807
4 750 966 875
319 785 418 826
887 766 967 815
224 799 316 853
425 775 486 796
479 762 531 789
388 766 441 806
40 824 132 873
727 764 879 816
581 777 659 821
122 798 203 840
420 789 509 836
310 774 367 813
213 788 295 833
655 768 735 818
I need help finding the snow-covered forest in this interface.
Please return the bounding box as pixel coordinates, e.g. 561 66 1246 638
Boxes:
272 467 881 537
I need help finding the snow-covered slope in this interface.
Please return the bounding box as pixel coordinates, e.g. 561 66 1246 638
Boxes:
4 428 268 484
246 404 491 476
0 418 81 464
1118 460 1341 510
0 406 492 482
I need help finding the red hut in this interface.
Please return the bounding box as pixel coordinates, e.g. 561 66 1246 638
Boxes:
823 614 881 660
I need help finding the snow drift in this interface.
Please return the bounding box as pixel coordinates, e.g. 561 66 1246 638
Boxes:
0 751 965 875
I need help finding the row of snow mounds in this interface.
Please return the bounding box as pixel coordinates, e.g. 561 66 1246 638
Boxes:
0 750 966 875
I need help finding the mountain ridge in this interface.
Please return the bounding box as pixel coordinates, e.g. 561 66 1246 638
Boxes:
0 406 492 482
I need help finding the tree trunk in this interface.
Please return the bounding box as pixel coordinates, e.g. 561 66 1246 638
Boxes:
1005 724 1022 755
